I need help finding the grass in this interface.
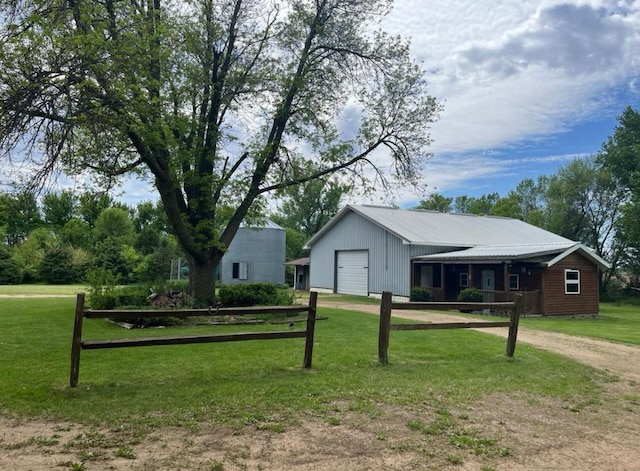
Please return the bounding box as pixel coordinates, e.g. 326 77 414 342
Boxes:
301 290 640 347
519 303 640 346
0 284 86 296
0 296 607 430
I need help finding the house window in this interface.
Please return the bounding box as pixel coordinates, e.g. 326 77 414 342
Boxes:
232 262 248 280
459 272 469 287
509 274 520 290
564 269 580 294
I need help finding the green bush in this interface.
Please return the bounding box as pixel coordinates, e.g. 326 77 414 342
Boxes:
0 246 21 284
39 245 77 284
410 286 432 302
457 287 483 302
218 283 294 307
86 268 121 309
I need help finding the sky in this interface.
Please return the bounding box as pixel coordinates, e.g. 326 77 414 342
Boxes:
377 0 640 207
3 0 640 210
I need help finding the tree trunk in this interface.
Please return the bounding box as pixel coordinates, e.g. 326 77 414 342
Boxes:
187 254 219 308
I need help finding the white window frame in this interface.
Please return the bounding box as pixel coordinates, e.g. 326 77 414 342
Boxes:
564 269 580 295
459 272 469 288
509 274 520 290
232 262 248 280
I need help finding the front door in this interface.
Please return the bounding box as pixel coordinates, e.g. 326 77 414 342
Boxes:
481 270 495 302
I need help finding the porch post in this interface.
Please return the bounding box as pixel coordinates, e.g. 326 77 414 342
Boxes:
468 264 473 288
504 263 510 296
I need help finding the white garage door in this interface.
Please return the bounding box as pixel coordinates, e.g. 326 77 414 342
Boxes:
336 250 369 296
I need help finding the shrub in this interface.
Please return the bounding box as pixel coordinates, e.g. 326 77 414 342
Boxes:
39 245 77 284
86 268 121 309
457 287 483 302
0 246 21 284
410 286 432 302
218 283 294 307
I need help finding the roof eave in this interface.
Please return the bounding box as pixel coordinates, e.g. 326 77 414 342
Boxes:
544 244 611 270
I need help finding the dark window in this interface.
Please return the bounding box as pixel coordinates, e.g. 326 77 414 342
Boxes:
232 262 248 280
564 269 580 294
509 274 520 290
459 273 468 287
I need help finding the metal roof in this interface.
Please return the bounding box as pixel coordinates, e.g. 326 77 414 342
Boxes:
240 218 284 230
285 257 310 266
413 243 577 262
305 205 575 248
414 243 610 270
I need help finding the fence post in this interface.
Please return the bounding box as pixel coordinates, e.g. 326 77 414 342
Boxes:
70 292 85 387
378 291 392 364
506 295 522 357
303 291 318 368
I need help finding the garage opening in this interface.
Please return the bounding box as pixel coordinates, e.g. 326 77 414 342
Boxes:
336 250 368 296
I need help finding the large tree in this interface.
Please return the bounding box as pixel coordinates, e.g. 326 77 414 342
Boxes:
0 0 441 304
598 106 640 279
546 157 624 289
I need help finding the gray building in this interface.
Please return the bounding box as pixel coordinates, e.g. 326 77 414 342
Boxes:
304 205 607 310
220 219 286 285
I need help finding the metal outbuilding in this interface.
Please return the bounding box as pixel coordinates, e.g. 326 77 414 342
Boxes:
304 205 609 315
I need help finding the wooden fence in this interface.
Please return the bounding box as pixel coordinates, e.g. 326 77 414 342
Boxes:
378 291 522 364
70 291 318 387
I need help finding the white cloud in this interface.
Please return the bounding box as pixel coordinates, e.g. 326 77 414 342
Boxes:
383 0 640 158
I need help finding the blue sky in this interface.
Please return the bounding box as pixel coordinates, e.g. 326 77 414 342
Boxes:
372 0 640 207
3 0 639 210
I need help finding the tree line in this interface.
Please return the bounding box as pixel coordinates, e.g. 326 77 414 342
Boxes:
0 191 180 285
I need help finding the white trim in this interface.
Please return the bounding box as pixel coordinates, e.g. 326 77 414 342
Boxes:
509 274 520 290
564 269 580 295
232 261 248 280
459 272 469 287
546 244 610 270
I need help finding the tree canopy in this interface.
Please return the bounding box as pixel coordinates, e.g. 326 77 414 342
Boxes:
0 0 442 304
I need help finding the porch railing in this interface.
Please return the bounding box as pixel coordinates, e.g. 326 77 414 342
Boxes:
418 287 541 316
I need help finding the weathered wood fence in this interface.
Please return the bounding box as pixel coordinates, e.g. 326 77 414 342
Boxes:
378 291 522 364
70 291 318 387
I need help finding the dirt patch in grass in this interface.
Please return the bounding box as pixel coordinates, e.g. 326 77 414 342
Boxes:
1 380 638 471
2 300 639 470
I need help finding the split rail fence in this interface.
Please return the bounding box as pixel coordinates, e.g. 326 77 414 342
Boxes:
378 291 522 364
70 291 318 387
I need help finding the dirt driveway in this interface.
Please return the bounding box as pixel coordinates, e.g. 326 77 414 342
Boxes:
1 301 639 470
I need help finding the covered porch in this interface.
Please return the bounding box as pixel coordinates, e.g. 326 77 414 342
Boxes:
411 259 543 315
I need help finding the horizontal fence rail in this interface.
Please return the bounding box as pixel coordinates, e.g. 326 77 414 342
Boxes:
378 292 522 364
70 291 318 387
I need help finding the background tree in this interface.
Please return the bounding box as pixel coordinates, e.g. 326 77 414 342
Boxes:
39 244 77 284
0 244 21 284
0 0 441 305
598 106 640 281
78 192 115 229
546 157 624 290
4 191 41 246
453 193 499 215
42 190 77 230
491 177 548 225
414 193 453 212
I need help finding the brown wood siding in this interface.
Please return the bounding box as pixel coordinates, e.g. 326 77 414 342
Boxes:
543 253 600 316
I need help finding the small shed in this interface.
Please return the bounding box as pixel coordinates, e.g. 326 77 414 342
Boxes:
219 219 285 285
285 257 310 290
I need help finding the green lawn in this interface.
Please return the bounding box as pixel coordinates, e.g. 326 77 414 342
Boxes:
0 296 606 430
314 291 640 347
0 284 86 295
519 303 640 345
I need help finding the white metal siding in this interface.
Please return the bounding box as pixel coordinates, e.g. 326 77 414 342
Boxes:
336 251 368 296
221 226 285 285
308 210 465 297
